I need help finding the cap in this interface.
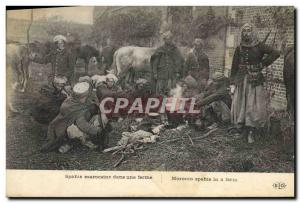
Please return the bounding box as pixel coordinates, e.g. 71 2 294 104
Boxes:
73 82 90 98
194 38 204 46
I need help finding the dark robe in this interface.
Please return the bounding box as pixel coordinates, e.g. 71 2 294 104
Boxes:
151 43 184 95
32 84 69 124
184 48 210 81
230 42 280 86
101 45 116 71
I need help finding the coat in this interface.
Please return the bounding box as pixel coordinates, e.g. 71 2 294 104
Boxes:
230 43 280 86
35 48 77 83
151 43 184 80
151 43 184 94
101 45 116 69
41 96 100 152
32 84 68 124
184 48 210 80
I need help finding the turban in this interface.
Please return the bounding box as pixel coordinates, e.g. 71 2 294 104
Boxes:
162 31 173 40
73 82 90 98
193 38 204 46
53 35 67 43
53 76 68 85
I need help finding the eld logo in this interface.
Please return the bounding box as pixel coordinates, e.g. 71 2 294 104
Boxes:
273 182 287 190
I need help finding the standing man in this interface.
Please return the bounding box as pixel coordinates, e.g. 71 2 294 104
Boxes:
101 38 116 72
185 38 210 89
151 31 184 95
34 35 77 85
230 23 280 144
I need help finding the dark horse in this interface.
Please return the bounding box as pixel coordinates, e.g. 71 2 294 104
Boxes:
283 46 295 121
71 44 101 74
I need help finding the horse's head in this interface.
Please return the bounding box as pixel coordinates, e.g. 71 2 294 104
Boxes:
28 41 54 61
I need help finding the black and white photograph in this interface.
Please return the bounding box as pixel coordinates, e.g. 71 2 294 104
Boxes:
5 6 295 197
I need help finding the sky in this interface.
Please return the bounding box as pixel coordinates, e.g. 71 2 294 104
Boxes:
7 6 94 24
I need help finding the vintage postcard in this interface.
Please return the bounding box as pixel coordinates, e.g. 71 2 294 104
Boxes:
6 6 295 197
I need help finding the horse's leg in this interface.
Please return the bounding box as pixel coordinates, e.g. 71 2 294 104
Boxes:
19 59 29 92
22 61 30 92
11 62 20 91
19 67 25 92
85 58 88 75
17 61 25 92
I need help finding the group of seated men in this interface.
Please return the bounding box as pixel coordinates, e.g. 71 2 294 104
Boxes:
36 70 231 154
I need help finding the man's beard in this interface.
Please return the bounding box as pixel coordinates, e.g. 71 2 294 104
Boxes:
242 35 251 42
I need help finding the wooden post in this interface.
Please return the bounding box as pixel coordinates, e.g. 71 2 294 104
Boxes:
26 9 33 44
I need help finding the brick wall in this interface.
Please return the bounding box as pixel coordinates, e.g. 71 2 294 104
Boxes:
193 7 228 78
206 27 227 77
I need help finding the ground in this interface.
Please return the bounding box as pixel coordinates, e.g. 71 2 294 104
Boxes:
6 64 294 172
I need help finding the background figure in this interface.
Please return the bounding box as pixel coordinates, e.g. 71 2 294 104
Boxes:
33 35 77 85
151 31 184 96
31 76 70 124
283 46 295 123
101 38 117 72
230 23 280 144
197 72 231 128
185 38 210 89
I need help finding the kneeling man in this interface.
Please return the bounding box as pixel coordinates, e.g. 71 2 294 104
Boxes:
41 81 109 153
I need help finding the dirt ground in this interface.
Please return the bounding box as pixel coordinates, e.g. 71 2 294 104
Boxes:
6 65 295 172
